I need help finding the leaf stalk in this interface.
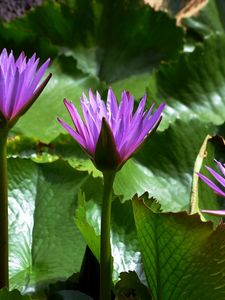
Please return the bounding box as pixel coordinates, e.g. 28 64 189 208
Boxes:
100 171 116 300
0 127 9 288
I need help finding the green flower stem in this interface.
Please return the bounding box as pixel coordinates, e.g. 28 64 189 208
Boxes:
0 128 9 288
100 171 116 300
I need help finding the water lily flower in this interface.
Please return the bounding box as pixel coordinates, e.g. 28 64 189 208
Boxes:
0 48 51 128
58 88 165 300
58 88 165 171
0 48 51 289
197 160 225 216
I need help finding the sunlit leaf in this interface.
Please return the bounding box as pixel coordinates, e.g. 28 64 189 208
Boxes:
133 195 225 299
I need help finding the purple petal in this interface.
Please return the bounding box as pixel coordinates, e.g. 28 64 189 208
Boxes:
29 58 50 92
15 51 26 68
11 71 26 118
107 88 118 118
127 103 165 152
0 49 50 123
205 165 225 188
0 49 8 65
132 95 148 121
215 159 225 177
57 117 88 151
118 101 152 150
201 209 225 216
0 67 6 115
96 91 108 119
80 102 97 149
6 68 20 119
64 99 89 141
88 90 97 110
58 89 165 168
197 172 225 198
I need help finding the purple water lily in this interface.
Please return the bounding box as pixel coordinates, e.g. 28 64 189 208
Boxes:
0 48 51 127
58 89 165 171
58 88 165 299
197 160 225 216
0 48 51 289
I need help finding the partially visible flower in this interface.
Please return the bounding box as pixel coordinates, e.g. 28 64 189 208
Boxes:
197 160 225 216
58 88 165 171
0 48 51 128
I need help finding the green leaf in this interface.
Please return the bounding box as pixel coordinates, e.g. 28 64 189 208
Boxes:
11 119 216 213
0 0 183 82
191 134 225 224
8 158 88 290
183 0 225 37
95 0 183 83
0 0 183 145
54 0 183 83
0 0 93 54
114 119 216 211
111 73 153 100
0 288 30 300
9 118 217 213
7 133 102 177
148 34 225 129
133 195 225 300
